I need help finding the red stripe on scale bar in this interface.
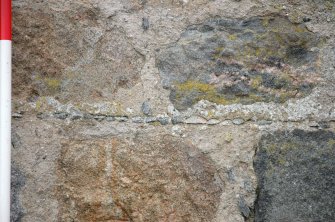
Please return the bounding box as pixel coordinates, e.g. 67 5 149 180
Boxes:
0 0 11 40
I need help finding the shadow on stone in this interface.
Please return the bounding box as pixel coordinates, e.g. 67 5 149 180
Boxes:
11 166 26 222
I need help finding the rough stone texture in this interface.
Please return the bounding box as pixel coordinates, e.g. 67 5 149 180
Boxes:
10 0 335 221
13 1 144 103
58 136 222 221
12 117 261 222
10 166 25 222
157 15 324 110
254 130 335 222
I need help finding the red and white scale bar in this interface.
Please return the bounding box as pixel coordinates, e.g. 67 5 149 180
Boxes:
0 0 11 221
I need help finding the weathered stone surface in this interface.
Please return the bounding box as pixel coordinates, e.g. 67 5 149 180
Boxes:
11 166 25 222
13 1 144 103
9 0 335 221
57 135 222 221
254 130 335 222
141 100 152 116
238 196 251 219
157 15 323 110
12 117 262 221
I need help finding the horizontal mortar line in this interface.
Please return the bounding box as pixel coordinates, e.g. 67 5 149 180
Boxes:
11 112 335 127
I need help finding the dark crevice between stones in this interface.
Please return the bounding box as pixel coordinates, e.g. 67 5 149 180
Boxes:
238 196 255 222
11 166 26 222
252 139 261 222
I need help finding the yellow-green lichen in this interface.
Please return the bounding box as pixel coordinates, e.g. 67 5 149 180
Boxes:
174 75 303 107
266 144 277 154
278 91 295 103
262 18 270 27
160 16 322 109
251 76 263 89
224 132 233 143
45 78 61 90
294 26 306 33
207 110 216 119
149 121 161 126
175 80 228 105
247 93 263 102
278 157 286 166
325 1 334 10
35 98 45 111
212 46 225 60
281 142 299 153
328 139 335 147
35 96 52 112
228 34 237 41
176 80 216 94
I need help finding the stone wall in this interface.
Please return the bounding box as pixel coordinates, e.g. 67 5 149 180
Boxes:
11 0 335 221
